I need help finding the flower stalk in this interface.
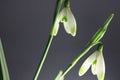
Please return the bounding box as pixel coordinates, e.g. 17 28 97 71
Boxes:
33 35 54 80
33 0 64 80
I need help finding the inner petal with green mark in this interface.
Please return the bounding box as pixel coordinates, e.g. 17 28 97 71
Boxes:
62 16 67 22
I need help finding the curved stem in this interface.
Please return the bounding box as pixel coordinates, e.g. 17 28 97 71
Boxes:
33 35 54 80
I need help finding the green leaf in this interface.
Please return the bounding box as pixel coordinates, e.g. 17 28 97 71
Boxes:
0 39 10 80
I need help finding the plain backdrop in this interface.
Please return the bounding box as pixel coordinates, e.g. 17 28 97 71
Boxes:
0 0 120 80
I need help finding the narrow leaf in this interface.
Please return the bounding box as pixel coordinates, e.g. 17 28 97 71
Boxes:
0 39 10 80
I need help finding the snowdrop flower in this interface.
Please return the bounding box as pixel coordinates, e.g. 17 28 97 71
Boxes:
79 50 105 80
52 7 77 37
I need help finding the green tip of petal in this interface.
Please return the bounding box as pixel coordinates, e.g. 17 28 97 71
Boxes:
97 72 105 80
111 13 114 17
71 26 76 36
62 16 68 22
79 66 85 76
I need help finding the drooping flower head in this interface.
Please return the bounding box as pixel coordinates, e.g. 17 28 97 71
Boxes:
79 45 105 80
52 6 77 36
59 7 77 36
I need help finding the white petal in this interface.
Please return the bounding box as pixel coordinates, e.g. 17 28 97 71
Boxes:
53 21 60 36
58 8 67 22
79 51 97 76
51 15 60 36
91 51 100 75
91 60 97 75
59 76 64 80
63 8 77 36
96 52 105 80
51 8 66 36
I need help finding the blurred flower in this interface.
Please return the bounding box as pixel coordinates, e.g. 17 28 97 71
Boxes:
52 7 77 36
79 50 105 80
54 70 64 80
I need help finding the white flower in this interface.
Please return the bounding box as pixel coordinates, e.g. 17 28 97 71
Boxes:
52 7 77 36
79 51 105 80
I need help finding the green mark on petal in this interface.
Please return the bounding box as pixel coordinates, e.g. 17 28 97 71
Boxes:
92 59 97 75
62 16 67 22
79 66 85 76
93 59 97 65
97 72 105 80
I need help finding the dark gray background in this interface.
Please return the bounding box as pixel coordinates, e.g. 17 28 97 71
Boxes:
0 0 120 80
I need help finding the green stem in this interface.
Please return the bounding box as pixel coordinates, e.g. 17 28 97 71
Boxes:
33 0 64 79
33 35 54 80
0 39 10 80
64 0 70 8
